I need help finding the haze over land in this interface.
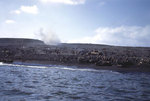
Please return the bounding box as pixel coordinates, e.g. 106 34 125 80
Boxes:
0 0 150 46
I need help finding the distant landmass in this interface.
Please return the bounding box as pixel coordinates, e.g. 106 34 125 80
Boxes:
0 38 44 46
0 38 150 72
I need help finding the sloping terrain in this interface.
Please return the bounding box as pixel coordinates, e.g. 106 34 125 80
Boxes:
0 38 150 70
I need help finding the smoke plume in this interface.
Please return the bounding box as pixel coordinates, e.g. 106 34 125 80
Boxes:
37 28 61 45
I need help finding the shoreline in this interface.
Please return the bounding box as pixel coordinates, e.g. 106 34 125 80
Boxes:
12 60 150 72
0 38 149 72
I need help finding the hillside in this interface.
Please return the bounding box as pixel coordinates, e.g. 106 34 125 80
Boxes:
0 38 150 71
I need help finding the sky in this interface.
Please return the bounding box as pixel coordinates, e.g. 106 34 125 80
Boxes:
0 0 150 46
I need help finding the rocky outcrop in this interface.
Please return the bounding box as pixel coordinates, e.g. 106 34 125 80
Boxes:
0 38 150 69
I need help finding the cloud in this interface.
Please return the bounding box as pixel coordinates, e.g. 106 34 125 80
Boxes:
40 0 86 5
68 25 150 47
12 5 38 15
36 28 61 45
5 20 15 24
20 5 38 14
11 10 21 14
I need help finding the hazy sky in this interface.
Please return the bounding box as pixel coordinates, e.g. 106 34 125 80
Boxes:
0 0 150 46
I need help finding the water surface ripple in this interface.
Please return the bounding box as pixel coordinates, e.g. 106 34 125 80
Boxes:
0 63 150 101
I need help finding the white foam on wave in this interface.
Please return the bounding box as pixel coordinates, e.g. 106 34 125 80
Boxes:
0 62 4 65
0 62 48 68
51 67 100 72
0 62 120 74
1 62 100 72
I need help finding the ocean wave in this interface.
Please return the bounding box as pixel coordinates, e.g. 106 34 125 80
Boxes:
0 62 121 74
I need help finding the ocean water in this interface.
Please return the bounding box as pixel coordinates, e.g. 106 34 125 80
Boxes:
0 62 150 101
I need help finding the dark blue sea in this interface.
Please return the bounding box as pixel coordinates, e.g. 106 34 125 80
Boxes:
0 62 150 101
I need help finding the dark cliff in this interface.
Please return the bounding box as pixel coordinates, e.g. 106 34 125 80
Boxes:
0 38 45 46
0 38 150 70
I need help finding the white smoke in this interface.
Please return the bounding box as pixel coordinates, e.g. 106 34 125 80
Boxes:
36 28 61 45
